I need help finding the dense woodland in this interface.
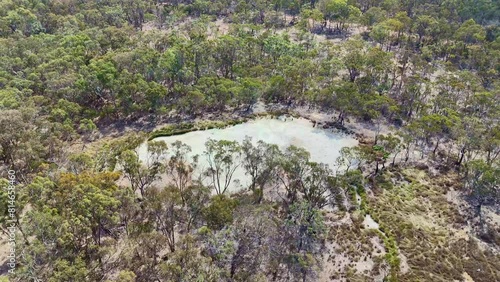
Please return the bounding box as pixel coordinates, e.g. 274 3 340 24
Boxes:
0 0 499 281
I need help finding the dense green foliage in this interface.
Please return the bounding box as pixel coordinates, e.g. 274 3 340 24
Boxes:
0 0 499 281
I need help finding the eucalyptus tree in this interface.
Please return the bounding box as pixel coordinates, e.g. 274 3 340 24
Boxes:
241 137 280 198
318 0 361 33
0 108 53 175
202 194 239 230
452 116 484 166
158 235 221 281
378 134 403 166
341 39 366 82
412 15 440 48
201 205 277 280
333 81 363 125
19 171 122 280
335 146 361 173
204 139 242 195
279 200 326 281
464 160 499 221
165 141 198 205
409 110 460 157
397 74 431 121
361 7 386 26
118 140 168 197
277 146 344 209
144 186 183 252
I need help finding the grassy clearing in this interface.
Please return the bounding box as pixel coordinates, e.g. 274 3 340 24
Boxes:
366 167 500 281
357 174 401 281
326 212 389 281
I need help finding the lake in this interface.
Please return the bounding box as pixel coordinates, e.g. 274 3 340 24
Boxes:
138 117 358 192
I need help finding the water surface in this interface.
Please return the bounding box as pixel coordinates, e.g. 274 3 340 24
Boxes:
138 117 358 192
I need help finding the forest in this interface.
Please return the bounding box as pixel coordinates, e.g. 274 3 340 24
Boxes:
0 0 499 281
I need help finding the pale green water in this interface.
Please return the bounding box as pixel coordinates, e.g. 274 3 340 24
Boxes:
138 117 358 192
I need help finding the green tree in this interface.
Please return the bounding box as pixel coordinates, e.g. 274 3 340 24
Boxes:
335 146 362 172
464 160 499 219
413 15 439 47
166 141 197 205
146 186 183 252
455 19 486 44
0 108 50 174
20 172 122 280
203 194 239 230
78 118 97 143
159 235 221 281
241 138 275 194
409 108 459 157
378 134 403 166
235 77 263 111
119 140 167 197
333 81 363 125
48 258 90 282
341 39 366 82
372 144 389 174
281 200 326 281
204 139 241 195
318 0 360 32
361 7 386 26
277 146 342 208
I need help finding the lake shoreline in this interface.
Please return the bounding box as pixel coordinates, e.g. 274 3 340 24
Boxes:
138 116 360 192
98 102 376 146
147 111 361 140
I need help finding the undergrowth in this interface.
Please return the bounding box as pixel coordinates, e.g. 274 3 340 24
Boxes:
366 168 500 281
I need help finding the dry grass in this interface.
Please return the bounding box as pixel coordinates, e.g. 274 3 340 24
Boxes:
321 211 389 281
366 168 500 281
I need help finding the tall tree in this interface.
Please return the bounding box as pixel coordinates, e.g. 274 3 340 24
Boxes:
166 141 198 205
204 139 241 195
119 140 167 197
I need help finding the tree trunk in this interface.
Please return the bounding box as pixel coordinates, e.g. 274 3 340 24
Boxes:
432 139 440 155
457 147 466 166
230 243 244 278
405 143 411 162
392 153 398 166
